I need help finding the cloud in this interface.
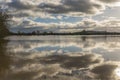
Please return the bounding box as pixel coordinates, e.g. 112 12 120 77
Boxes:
6 18 119 36
5 0 120 18
1 53 104 80
2 37 120 80
39 0 105 15
37 0 119 16
98 0 120 3
6 0 61 18
1 0 120 32
91 62 119 80
9 17 120 33
7 0 35 10
39 54 103 69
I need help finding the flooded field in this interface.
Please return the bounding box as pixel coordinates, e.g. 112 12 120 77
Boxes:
0 35 120 80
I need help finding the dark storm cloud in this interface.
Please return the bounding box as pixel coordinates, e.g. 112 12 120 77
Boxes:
7 0 34 10
6 0 120 17
38 0 103 15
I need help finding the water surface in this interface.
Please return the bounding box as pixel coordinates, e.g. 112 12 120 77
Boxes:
0 35 120 80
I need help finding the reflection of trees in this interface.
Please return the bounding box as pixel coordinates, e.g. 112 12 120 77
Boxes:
81 36 87 42
0 39 11 78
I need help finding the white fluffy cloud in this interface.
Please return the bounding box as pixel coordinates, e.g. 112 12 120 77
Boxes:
10 17 120 33
0 0 120 32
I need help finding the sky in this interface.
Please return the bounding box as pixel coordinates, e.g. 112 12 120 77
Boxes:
0 0 120 33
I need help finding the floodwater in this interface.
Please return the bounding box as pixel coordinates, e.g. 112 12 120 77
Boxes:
0 35 120 80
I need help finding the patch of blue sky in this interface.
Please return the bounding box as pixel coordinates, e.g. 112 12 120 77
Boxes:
93 7 120 20
34 14 83 23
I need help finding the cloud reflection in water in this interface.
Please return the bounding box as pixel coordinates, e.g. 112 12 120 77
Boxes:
1 35 120 80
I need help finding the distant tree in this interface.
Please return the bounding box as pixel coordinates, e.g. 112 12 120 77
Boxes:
36 30 40 34
43 31 48 35
32 31 36 35
50 31 53 34
0 7 10 38
81 30 86 33
17 31 20 34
